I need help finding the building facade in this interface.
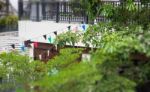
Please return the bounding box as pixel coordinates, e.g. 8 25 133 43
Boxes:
0 0 17 16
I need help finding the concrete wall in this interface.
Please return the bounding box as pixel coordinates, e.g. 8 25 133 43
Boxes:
0 31 18 36
19 20 83 43
0 36 21 53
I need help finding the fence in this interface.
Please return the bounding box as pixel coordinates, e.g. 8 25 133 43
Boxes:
18 1 150 24
0 25 18 32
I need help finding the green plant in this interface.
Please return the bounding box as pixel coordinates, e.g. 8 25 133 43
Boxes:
133 8 150 29
96 0 149 27
1 23 150 91
5 15 18 26
71 0 101 23
100 4 115 18
47 48 83 70
54 31 81 47
82 24 102 47
0 17 6 26
82 22 121 48
126 0 137 12
0 52 48 91
0 15 18 26
89 24 150 91
0 52 29 91
94 75 136 92
35 48 99 92
36 48 100 92
140 0 150 4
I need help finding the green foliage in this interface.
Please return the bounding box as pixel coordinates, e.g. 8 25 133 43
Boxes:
47 48 83 70
100 4 115 18
0 52 48 91
126 0 137 11
54 31 81 47
100 32 143 54
38 24 150 92
71 0 150 26
1 23 150 91
35 48 101 92
82 24 102 47
134 8 150 29
140 0 150 4
0 15 18 26
92 28 142 76
0 17 6 26
5 15 18 26
71 0 101 21
0 52 31 82
94 75 136 92
90 24 150 92
0 52 29 91
39 62 100 92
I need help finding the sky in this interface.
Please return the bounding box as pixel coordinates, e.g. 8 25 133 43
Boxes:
10 0 18 10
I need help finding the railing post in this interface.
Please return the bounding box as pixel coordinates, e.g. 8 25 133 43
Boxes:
68 2 71 23
64 2 66 13
137 1 140 25
18 0 23 20
85 15 89 24
42 0 46 20
56 2 60 23
36 2 40 21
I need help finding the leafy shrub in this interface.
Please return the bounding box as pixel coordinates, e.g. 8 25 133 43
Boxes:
134 8 150 29
54 31 81 47
94 75 136 92
0 15 18 26
35 48 101 92
47 48 83 71
0 52 48 91
91 24 150 92
1 23 150 92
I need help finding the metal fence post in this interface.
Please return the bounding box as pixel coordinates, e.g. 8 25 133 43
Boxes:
56 2 60 23
85 15 89 24
36 2 40 21
18 0 23 20
42 0 46 20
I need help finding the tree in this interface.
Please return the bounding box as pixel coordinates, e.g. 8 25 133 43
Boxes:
71 0 101 23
